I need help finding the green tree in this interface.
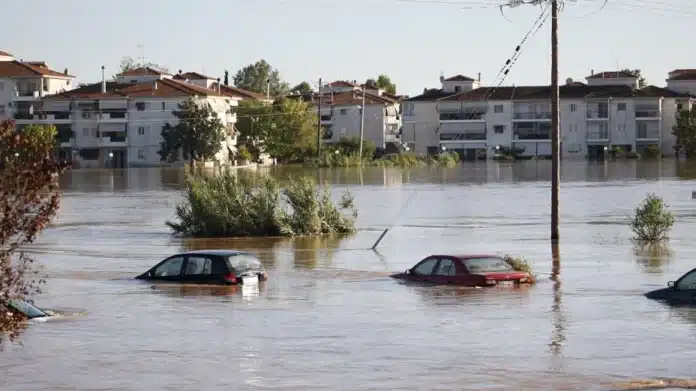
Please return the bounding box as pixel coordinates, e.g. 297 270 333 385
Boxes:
21 124 57 145
158 98 226 167
673 106 696 158
233 60 290 97
365 75 397 94
235 98 315 162
620 69 646 88
0 121 69 343
290 81 313 95
630 193 675 241
118 56 169 74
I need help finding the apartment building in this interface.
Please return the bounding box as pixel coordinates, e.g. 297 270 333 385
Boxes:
405 71 694 159
41 67 239 168
0 50 75 123
297 80 402 149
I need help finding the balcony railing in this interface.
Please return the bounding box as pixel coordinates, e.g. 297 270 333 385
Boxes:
586 130 609 140
13 113 34 120
440 132 486 141
635 110 660 118
514 131 551 140
439 112 486 121
99 112 128 121
636 129 660 139
513 112 552 120
587 109 608 119
14 90 39 98
320 115 332 121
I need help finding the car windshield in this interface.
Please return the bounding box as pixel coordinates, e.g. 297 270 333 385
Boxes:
464 257 514 273
227 254 261 272
8 300 48 319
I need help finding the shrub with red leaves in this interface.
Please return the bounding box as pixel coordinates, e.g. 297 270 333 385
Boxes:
0 120 69 342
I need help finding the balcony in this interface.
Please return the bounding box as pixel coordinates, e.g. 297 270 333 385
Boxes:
13 90 40 101
386 115 400 124
13 112 34 120
99 112 128 123
98 133 128 146
59 138 75 148
586 130 609 141
439 112 486 121
586 109 609 119
385 125 401 142
635 108 660 119
440 132 486 141
513 112 552 121
320 114 332 124
636 128 660 140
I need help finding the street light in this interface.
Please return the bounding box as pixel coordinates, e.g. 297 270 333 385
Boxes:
441 145 447 152
108 152 114 158
14 152 19 157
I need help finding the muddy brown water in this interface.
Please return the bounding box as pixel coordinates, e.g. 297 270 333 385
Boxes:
2 160 696 391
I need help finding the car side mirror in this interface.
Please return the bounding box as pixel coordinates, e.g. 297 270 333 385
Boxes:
405 269 411 275
668 280 676 288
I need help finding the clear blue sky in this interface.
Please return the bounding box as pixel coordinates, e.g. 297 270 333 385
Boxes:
2 0 692 96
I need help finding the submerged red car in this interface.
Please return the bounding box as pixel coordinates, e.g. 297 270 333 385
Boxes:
390 254 532 287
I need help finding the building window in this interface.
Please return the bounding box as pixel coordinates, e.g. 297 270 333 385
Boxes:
161 102 166 111
570 103 577 112
135 102 146 111
138 126 145 135
617 103 626 111
340 109 347 115
0 82 4 91
454 86 461 93
494 125 505 134
494 105 503 113
137 149 146 159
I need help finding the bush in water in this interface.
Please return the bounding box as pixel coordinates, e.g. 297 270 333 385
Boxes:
502 254 536 284
629 193 675 242
166 169 357 237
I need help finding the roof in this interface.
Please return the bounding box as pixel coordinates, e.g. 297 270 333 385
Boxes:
117 66 171 77
586 71 638 79
325 90 398 105
212 82 269 100
327 80 358 88
668 69 696 81
0 50 13 57
444 75 475 82
0 60 74 78
452 254 499 260
406 88 457 102
439 84 690 102
173 71 216 81
180 249 254 257
46 78 223 100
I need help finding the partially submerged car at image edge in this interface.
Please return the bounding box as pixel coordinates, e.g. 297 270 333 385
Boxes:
645 267 696 303
135 250 267 285
390 254 532 287
2 299 52 320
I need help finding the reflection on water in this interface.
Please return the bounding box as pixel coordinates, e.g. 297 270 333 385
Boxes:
5 159 696 391
633 242 674 273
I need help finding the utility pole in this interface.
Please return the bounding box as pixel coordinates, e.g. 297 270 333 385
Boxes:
358 86 366 163
550 0 560 242
317 78 322 157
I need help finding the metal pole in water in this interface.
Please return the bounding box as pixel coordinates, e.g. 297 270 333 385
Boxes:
371 229 389 250
550 0 560 242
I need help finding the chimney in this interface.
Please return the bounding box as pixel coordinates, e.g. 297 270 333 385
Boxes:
439 75 444 83
101 66 106 93
153 81 157 90
64 68 68 76
591 69 594 75
178 69 182 74
216 78 221 93
477 72 481 82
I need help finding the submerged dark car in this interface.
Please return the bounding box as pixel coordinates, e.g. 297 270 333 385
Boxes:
391 254 532 287
645 267 696 303
136 250 267 285
2 299 50 320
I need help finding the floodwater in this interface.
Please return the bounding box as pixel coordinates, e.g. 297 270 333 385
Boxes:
2 160 696 391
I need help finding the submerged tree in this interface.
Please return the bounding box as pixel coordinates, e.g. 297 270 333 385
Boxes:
629 193 675 242
158 98 227 167
0 121 69 342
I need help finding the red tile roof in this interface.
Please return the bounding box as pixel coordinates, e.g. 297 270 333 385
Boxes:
668 69 696 81
586 71 638 79
173 71 216 81
327 80 358 88
46 78 223 99
439 84 689 101
212 82 269 101
297 90 398 105
117 67 171 77
0 60 73 78
0 50 13 57
444 75 475 82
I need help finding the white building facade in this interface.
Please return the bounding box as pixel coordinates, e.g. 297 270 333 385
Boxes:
405 71 694 159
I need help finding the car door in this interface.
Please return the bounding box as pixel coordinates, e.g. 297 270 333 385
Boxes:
431 258 457 284
147 255 186 283
669 269 696 303
410 257 439 283
182 255 218 284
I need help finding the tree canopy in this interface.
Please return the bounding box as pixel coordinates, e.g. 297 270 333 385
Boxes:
0 121 69 343
158 98 227 166
672 106 696 158
620 69 646 88
234 98 316 162
290 82 313 95
118 56 169 74
233 59 290 97
365 75 397 94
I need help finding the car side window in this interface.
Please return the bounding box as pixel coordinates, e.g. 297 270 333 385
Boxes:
185 256 212 275
412 258 438 276
676 270 696 290
153 256 185 277
433 259 456 276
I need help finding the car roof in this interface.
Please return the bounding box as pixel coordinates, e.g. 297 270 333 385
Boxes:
177 249 255 257
432 254 499 260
